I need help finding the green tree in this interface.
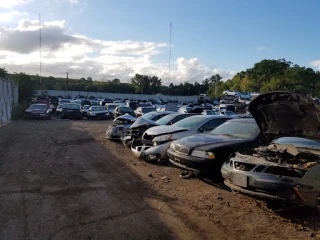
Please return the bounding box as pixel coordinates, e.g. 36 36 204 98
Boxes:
12 73 36 104
0 67 8 78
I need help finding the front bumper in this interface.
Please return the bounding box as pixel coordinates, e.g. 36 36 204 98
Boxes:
105 127 129 140
24 113 49 119
221 162 312 206
167 148 220 173
138 142 171 161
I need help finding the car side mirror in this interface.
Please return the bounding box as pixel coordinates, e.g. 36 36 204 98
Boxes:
199 127 204 132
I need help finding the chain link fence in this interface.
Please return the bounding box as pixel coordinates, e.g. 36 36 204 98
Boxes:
0 77 19 125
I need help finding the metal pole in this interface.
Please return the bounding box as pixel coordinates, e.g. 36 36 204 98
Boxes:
39 13 42 88
168 22 172 92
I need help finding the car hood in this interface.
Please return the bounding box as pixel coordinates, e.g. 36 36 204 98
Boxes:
26 109 46 113
172 134 246 150
146 125 188 136
91 110 109 114
249 91 320 141
114 113 136 122
130 116 158 129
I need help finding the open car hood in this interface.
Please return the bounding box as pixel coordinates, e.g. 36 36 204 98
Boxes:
130 116 158 129
114 113 136 122
249 91 320 142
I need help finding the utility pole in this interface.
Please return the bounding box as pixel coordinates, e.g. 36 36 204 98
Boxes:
39 13 42 89
66 72 69 97
168 22 172 95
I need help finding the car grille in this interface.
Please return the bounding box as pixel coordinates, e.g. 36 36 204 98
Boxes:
96 112 108 116
171 143 190 155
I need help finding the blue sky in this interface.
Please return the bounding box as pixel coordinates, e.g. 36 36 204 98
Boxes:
0 0 320 84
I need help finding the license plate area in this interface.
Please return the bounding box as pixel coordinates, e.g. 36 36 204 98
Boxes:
231 173 248 187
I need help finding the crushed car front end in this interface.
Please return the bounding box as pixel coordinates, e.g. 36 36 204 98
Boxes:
222 151 320 208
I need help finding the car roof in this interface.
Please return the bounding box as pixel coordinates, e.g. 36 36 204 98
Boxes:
228 117 255 123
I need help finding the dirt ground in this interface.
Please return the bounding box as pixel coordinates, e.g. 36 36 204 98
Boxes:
0 119 319 240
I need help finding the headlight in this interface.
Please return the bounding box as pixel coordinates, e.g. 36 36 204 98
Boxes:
191 150 215 159
154 135 172 142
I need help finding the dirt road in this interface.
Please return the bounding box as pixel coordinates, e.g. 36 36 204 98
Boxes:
0 120 319 240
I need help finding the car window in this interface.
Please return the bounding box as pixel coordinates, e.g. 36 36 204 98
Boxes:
200 118 229 131
211 121 260 139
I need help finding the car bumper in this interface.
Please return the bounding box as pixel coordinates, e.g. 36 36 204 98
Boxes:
167 148 220 174
139 142 171 161
105 127 128 140
221 163 313 206
24 114 49 119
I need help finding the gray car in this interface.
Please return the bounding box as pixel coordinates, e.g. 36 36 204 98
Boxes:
221 91 320 213
136 115 234 160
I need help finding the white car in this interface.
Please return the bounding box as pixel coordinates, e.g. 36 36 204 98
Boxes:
223 90 240 96
87 106 110 119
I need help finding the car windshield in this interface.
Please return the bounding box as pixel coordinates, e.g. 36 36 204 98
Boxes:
107 105 117 110
91 107 105 111
273 137 320 151
62 104 80 109
120 107 133 113
29 105 47 110
155 114 177 125
173 116 208 130
205 110 218 115
83 106 90 110
224 111 236 116
142 111 157 120
142 107 154 113
210 121 260 139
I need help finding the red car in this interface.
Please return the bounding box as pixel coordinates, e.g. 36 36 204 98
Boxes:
24 104 52 119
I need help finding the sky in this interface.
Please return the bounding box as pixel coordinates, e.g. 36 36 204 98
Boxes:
1 0 320 85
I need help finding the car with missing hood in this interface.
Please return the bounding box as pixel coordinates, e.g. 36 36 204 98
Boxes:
137 115 234 160
105 114 136 140
221 91 320 213
121 111 174 148
167 118 261 174
87 106 110 119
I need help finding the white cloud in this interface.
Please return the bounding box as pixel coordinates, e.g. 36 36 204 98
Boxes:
68 0 79 3
257 46 265 52
310 60 320 70
0 0 29 9
0 18 235 84
0 10 28 23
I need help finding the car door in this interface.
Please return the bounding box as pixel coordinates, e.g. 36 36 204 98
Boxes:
199 118 230 132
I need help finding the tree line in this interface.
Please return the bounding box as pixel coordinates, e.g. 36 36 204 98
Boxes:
1 58 320 105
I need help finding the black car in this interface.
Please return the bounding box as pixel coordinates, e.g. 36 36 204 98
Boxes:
167 118 262 175
113 106 134 118
59 104 82 120
24 104 52 119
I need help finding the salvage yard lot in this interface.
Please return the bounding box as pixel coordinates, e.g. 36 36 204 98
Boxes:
0 120 319 240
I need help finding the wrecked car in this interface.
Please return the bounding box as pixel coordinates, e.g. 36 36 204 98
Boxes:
137 115 234 160
121 111 174 148
167 118 261 174
105 114 136 140
221 91 320 212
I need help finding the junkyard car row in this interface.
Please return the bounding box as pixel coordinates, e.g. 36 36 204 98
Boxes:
26 91 320 213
